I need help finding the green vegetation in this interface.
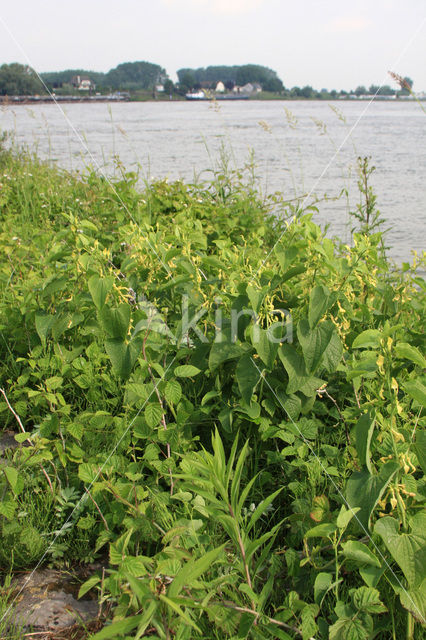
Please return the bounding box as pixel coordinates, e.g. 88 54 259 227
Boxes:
0 63 46 96
0 59 417 101
39 61 168 94
176 64 284 92
0 139 425 639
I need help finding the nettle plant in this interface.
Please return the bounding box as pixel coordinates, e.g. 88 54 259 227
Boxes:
0 147 424 638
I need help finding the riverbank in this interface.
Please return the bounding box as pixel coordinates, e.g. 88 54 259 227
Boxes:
0 94 130 104
2 91 425 104
0 145 424 639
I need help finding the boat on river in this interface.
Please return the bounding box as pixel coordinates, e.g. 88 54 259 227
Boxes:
185 91 249 101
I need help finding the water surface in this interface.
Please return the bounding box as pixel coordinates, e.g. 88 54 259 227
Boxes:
1 100 425 263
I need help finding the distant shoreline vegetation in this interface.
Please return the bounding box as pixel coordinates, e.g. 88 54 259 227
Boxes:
0 60 418 101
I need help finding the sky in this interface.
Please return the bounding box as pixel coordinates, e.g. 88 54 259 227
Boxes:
1 0 426 91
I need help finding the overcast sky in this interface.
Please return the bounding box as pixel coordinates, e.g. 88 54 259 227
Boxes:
1 0 425 91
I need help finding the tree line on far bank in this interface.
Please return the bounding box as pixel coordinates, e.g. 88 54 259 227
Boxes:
0 60 414 98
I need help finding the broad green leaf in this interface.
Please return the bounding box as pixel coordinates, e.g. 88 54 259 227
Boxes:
236 354 261 405
45 376 63 391
309 284 330 328
201 389 220 406
329 615 372 640
277 344 303 385
14 433 32 443
352 329 382 350
355 412 375 473
310 495 330 523
374 516 426 587
174 364 201 377
51 313 72 341
346 462 398 530
341 540 381 568
246 284 265 313
218 406 233 432
105 336 142 379
99 304 130 340
121 556 151 577
209 340 244 370
274 245 298 271
3 466 19 494
88 275 114 310
78 574 101 599
398 579 426 622
301 603 319 640
314 572 333 605
91 615 142 639
237 399 261 419
278 344 324 396
78 463 98 484
35 312 55 346
276 390 302 421
281 264 306 283
403 379 426 407
351 586 387 613
165 379 182 405
0 499 16 519
395 342 426 368
252 326 278 369
336 506 361 530
144 403 163 428
298 318 334 373
264 625 292 640
359 565 385 588
237 612 256 637
305 523 337 538
414 430 426 475
321 329 343 373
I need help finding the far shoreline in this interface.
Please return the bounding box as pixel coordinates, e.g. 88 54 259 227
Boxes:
1 94 422 106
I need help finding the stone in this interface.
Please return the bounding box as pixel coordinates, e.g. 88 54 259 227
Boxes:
10 569 99 634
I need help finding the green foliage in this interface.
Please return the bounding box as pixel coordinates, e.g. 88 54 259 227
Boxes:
0 63 46 96
0 144 424 637
177 64 284 92
105 61 167 90
40 61 167 93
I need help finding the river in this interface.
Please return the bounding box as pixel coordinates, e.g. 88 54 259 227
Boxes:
1 99 425 264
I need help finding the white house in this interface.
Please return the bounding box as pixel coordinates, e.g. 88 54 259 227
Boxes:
71 75 95 91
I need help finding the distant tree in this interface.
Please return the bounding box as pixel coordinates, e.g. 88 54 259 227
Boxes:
179 72 196 92
0 63 46 96
163 79 174 95
299 85 315 98
354 85 367 96
368 85 380 95
177 64 284 92
224 80 235 91
41 69 106 90
105 61 167 91
235 64 283 91
377 85 395 96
